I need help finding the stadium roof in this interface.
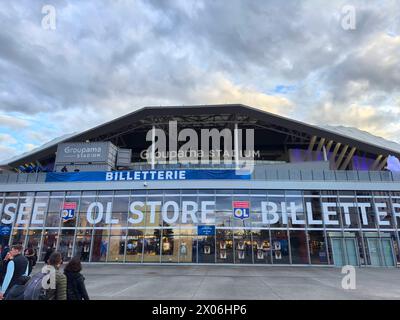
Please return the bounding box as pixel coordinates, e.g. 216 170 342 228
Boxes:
1 104 400 169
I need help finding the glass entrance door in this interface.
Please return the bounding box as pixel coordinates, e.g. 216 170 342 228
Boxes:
330 237 358 266
366 238 381 266
344 238 358 266
381 238 395 266
331 238 344 266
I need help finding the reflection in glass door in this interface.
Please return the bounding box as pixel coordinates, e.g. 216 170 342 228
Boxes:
125 229 143 263
198 235 215 263
179 230 196 263
252 230 271 264
330 235 359 266
331 238 344 266
366 238 381 266
216 230 233 263
381 239 395 266
233 229 252 264
344 238 358 266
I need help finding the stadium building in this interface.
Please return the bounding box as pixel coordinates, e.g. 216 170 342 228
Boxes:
0 104 400 267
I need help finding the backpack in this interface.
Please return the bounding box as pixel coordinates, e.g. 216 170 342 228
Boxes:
3 276 31 300
23 272 50 300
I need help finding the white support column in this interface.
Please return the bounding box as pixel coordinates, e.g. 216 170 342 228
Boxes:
151 125 155 170
322 145 328 161
234 123 239 169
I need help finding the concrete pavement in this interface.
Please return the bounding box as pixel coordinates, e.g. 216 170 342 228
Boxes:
33 264 400 300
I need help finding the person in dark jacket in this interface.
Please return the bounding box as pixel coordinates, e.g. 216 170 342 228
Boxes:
64 257 89 300
43 247 55 265
1 244 10 261
24 248 36 275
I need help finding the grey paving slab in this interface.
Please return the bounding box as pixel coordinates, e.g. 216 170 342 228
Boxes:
192 276 282 300
31 264 400 300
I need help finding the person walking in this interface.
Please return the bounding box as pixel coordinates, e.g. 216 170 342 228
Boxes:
45 251 67 300
64 257 90 300
43 246 55 265
0 251 11 285
24 247 36 275
0 244 29 300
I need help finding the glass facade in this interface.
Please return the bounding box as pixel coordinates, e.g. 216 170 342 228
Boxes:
0 189 399 266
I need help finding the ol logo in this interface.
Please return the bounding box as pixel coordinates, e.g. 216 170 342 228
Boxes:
61 202 77 222
233 201 250 220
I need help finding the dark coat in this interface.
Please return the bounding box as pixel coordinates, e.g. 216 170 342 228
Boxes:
1 247 9 261
0 259 9 284
64 270 90 300
4 275 30 300
43 248 54 264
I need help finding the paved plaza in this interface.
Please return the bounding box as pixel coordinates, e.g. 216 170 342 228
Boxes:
33 264 400 300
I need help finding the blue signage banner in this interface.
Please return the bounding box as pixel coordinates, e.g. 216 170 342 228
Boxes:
197 225 216 236
45 169 251 183
0 226 11 236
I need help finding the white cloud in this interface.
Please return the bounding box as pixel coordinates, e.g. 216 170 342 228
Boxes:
191 73 293 115
0 114 30 129
0 0 399 149
24 143 37 151
0 145 17 162
0 133 17 145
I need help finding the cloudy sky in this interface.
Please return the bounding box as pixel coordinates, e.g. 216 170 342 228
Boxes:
0 0 399 162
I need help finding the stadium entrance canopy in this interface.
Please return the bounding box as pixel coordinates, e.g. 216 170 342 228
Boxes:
1 104 400 172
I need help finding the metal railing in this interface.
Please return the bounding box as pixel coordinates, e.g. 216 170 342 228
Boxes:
0 166 399 184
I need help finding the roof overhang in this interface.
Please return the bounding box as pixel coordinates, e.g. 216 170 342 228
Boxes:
2 104 400 168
